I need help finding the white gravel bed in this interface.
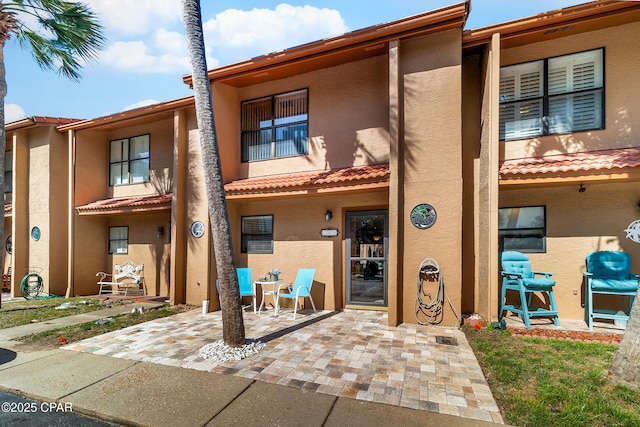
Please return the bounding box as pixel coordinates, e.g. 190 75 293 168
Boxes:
198 339 266 362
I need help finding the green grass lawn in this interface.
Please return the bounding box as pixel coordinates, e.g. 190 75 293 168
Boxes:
463 325 640 427
0 297 111 329
18 306 190 348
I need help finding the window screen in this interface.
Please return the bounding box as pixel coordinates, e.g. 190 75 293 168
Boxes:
241 215 273 254
498 206 546 253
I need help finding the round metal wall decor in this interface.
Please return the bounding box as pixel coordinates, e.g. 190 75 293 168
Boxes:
5 235 11 254
410 204 437 229
190 221 205 238
31 226 41 241
625 219 640 243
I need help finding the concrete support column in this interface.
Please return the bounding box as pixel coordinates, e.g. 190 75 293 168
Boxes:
388 39 402 326
12 132 28 297
477 33 501 320
170 110 188 305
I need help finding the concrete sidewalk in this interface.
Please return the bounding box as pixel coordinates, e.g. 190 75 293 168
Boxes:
0 304 505 427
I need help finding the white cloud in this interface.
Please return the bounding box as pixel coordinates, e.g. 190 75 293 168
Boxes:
101 36 192 74
203 4 348 61
122 99 160 111
154 28 185 55
6 104 26 123
86 0 182 36
97 3 345 74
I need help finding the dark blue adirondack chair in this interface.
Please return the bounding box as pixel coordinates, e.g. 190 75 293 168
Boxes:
500 251 559 328
584 251 639 330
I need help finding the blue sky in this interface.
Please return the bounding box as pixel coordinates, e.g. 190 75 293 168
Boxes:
5 0 589 123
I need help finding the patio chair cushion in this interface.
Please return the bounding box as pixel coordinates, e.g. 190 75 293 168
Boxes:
522 277 556 289
590 278 638 293
586 251 639 293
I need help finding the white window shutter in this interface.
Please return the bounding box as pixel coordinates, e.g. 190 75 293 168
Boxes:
549 50 602 93
548 50 603 133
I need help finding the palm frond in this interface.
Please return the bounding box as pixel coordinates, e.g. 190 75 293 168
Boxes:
4 0 105 81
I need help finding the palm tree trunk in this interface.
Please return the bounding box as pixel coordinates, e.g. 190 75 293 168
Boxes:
609 294 640 388
181 0 245 346
0 40 7 309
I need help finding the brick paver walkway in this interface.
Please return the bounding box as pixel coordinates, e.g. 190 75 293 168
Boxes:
63 308 504 424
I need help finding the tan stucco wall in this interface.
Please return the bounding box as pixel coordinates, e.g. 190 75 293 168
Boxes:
182 116 212 306
109 120 174 198
111 213 170 297
462 52 481 315
12 131 28 297
199 29 464 326
71 118 176 297
226 55 390 179
72 213 170 297
501 21 640 160
74 120 174 205
27 128 53 290
398 29 463 327
4 126 70 296
500 181 640 320
223 191 389 312
74 130 108 207
211 83 240 183
169 109 190 305
72 215 107 296
48 128 69 296
468 34 501 322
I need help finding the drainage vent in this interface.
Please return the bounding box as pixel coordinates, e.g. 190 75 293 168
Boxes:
435 336 458 346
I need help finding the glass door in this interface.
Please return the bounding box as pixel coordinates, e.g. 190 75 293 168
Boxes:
345 210 388 307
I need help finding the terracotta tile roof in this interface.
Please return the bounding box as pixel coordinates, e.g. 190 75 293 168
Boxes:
225 164 390 195
499 147 640 177
4 203 11 216
76 193 172 215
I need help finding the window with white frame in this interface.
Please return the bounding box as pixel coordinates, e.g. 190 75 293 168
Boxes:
499 49 604 141
4 150 12 193
109 135 150 186
241 89 308 162
241 215 273 254
499 206 546 253
109 226 129 254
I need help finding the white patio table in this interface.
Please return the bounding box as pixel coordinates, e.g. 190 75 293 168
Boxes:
255 279 283 315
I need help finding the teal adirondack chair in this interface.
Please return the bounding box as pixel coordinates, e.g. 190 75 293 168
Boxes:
274 268 316 319
499 251 559 328
584 251 639 330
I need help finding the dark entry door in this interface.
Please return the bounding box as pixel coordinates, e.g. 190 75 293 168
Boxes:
345 210 388 307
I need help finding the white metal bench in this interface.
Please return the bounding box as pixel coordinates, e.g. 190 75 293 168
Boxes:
96 261 146 296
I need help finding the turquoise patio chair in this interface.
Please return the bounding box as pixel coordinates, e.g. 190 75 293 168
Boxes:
216 268 257 313
584 251 639 330
274 268 316 319
499 251 559 328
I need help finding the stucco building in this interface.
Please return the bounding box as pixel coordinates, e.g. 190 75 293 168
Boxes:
3 0 640 327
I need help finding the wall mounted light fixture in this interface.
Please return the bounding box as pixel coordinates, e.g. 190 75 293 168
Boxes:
156 226 165 239
324 209 333 222
578 184 586 193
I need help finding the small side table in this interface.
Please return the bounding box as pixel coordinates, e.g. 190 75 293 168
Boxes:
256 280 283 314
